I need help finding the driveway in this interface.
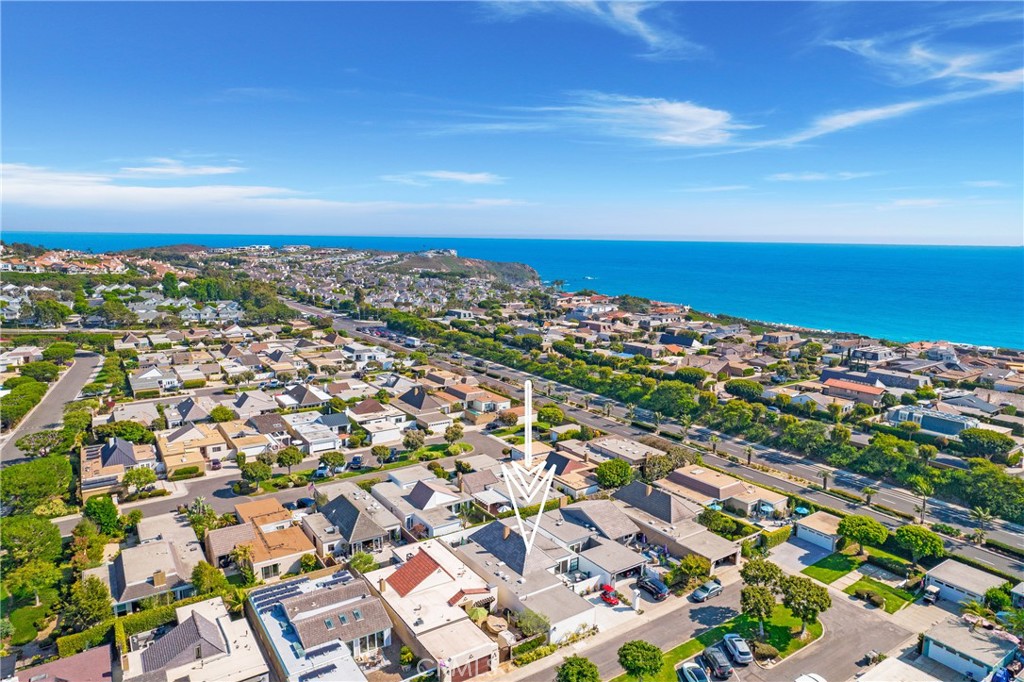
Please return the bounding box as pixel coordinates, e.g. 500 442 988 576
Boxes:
770 538 831 575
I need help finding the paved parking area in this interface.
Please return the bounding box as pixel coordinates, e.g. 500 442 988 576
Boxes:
770 538 831 575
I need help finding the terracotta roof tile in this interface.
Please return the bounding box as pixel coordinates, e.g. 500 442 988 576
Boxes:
385 548 441 597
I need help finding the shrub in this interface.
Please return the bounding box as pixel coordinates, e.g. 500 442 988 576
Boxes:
865 554 911 578
867 592 886 608
182 379 206 389
512 644 558 666
871 503 916 521
512 635 548 656
984 538 1024 560
133 389 160 399
760 525 791 550
56 621 114 657
169 466 203 481
752 642 779 661
931 523 961 538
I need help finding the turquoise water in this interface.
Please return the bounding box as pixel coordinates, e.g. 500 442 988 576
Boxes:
5 231 1022 348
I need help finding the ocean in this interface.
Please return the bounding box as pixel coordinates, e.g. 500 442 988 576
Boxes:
4 231 1022 349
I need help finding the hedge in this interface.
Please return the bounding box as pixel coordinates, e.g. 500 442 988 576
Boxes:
631 421 657 432
511 644 558 666
56 621 114 657
169 466 204 481
512 635 548 657
866 554 911 578
984 538 1024 560
182 379 207 389
497 498 560 519
760 525 791 550
870 503 915 521
133 389 160 399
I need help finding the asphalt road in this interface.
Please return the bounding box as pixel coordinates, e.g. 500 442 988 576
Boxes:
1 351 103 464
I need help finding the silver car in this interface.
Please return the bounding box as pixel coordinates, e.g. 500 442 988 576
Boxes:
722 634 753 664
678 662 710 682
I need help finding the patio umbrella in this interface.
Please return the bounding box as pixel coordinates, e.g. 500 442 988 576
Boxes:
795 506 810 515
759 503 774 513
708 503 723 511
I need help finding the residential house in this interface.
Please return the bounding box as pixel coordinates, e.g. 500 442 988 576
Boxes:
346 399 407 445
887 405 980 436
4 644 113 682
794 511 843 552
302 481 403 559
130 366 181 395
823 378 885 407
921 617 1018 681
393 386 455 431
156 424 230 469
924 560 1007 605
80 437 159 500
206 499 315 582
587 436 666 468
248 571 391 682
365 541 499 682
85 541 196 615
275 383 331 410
370 478 471 539
660 465 788 517
122 597 269 682
283 411 344 454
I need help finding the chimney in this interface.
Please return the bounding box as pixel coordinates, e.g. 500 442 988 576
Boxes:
379 578 387 594
457 472 464 492
503 525 511 541
583 451 590 464
645 484 653 496
153 570 166 587
108 437 116 447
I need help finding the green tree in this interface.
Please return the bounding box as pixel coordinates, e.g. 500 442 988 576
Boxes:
444 422 464 445
121 509 144 532
122 466 157 494
556 656 601 682
959 428 1016 462
836 515 888 555
741 585 777 638
617 640 663 682
20 361 61 383
42 342 77 364
277 446 304 474
64 576 113 630
779 575 832 636
894 525 945 567
6 559 61 606
319 450 347 469
241 462 272 489
496 410 520 427
724 379 763 402
515 608 551 638
300 554 320 573
861 486 878 505
740 557 783 590
0 514 62 566
94 420 155 444
403 429 426 451
985 587 1012 612
161 272 180 297
32 299 73 327
538 404 565 426
98 299 136 327
595 458 633 488
347 552 376 575
970 506 994 531
370 445 390 462
191 560 230 594
84 496 122 536
209 405 236 423
14 429 65 457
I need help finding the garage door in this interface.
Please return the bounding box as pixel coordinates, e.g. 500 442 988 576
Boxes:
928 578 976 604
451 655 492 682
796 525 835 551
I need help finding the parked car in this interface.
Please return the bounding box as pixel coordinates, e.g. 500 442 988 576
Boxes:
283 501 298 511
923 585 939 604
349 456 364 470
210 458 222 470
314 465 330 478
678 661 710 682
691 579 723 602
333 465 346 474
295 497 316 509
637 575 670 601
699 647 733 679
722 634 753 665
599 585 619 606
383 452 400 464
793 675 827 682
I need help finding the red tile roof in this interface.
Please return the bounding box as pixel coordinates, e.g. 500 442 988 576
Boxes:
824 378 885 395
386 548 441 597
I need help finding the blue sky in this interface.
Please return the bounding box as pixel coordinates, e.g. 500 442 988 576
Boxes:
3 1 1022 244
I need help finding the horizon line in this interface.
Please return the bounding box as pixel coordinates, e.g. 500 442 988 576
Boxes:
4 229 1022 249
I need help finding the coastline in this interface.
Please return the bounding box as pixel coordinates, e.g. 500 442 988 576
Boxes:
5 232 1023 349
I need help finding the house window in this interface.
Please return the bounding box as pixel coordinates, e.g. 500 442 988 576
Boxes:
353 609 363 621
261 564 280 580
339 614 348 625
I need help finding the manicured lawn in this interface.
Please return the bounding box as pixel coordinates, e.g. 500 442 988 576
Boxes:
611 605 823 682
802 552 862 584
844 576 916 614
6 586 59 646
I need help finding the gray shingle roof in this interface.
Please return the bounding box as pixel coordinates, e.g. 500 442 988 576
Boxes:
613 481 700 524
204 524 256 560
140 610 226 672
100 437 139 468
320 495 386 544
282 581 392 650
562 500 638 541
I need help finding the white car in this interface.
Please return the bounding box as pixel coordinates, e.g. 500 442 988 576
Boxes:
794 675 827 682
678 662 710 682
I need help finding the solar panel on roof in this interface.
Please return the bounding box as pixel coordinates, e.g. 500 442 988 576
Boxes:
308 642 341 659
299 664 337 681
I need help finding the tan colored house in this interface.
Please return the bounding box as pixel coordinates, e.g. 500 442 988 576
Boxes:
660 464 788 517
80 437 158 500
156 423 232 463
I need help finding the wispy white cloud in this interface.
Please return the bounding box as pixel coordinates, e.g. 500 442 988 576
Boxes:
767 171 876 182
487 1 702 59
1 163 523 214
380 170 506 186
552 91 749 146
119 157 244 178
964 180 1008 188
681 185 749 193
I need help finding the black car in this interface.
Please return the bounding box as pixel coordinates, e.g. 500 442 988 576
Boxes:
637 575 670 601
700 647 734 679
349 456 364 470
295 497 316 509
283 501 298 511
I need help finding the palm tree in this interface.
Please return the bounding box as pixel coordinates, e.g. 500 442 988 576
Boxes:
861 486 878 505
653 411 663 429
230 543 255 570
960 599 992 619
818 470 829 491
969 507 993 531
709 434 720 454
968 529 987 545
626 403 636 420
1002 608 1024 647
911 477 934 524
224 587 248 615
745 446 754 466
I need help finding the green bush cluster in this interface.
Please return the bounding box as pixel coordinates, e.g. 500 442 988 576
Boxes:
984 538 1024 560
853 588 886 608
512 644 559 666
56 621 113 657
169 467 204 481
133 389 160 399
752 641 779 660
760 525 792 550
865 554 911 578
512 635 548 656
182 379 207 389
0 379 48 428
